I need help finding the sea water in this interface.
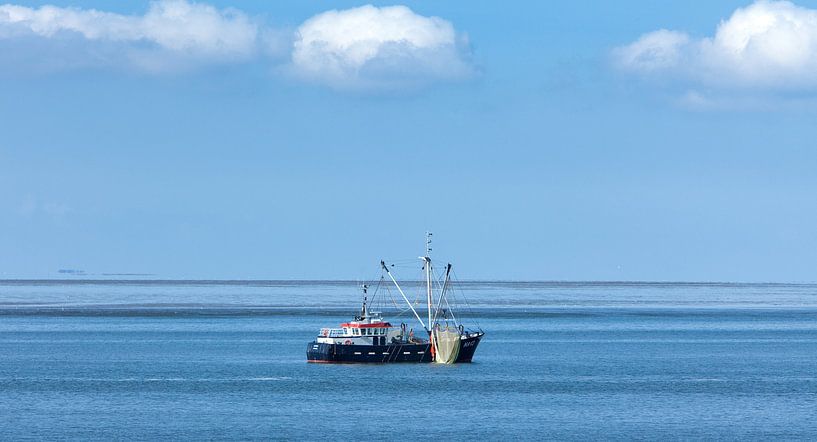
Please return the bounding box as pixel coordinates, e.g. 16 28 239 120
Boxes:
1 280 816 440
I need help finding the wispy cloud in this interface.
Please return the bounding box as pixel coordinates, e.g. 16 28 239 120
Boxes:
614 1 817 106
18 194 71 218
613 30 690 74
0 0 276 72
290 5 474 91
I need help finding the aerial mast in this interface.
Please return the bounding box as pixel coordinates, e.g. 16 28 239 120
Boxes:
360 283 368 319
423 232 433 335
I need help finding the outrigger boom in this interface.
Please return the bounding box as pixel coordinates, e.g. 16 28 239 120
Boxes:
381 260 427 332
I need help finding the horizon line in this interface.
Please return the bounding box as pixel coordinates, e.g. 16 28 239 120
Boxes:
0 278 816 286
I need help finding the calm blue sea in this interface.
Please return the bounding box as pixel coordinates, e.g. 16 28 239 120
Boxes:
1 280 816 440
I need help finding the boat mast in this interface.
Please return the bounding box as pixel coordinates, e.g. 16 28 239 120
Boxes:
423 232 433 335
432 263 452 325
360 284 368 319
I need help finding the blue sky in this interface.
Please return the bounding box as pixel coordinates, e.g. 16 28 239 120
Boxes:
2 0 817 281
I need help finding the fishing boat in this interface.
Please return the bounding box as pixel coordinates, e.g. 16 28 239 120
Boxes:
306 234 484 364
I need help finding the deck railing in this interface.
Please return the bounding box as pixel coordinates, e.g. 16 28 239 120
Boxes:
319 328 347 338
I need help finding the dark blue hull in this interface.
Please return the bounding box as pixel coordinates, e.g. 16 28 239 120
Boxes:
455 332 483 363
307 333 483 364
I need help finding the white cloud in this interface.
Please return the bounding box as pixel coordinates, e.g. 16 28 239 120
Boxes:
615 1 817 91
0 2 474 90
290 5 474 91
0 0 267 72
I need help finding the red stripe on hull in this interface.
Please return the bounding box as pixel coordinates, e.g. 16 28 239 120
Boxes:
339 322 392 328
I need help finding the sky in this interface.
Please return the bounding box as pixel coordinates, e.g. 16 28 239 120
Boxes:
2 0 817 281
